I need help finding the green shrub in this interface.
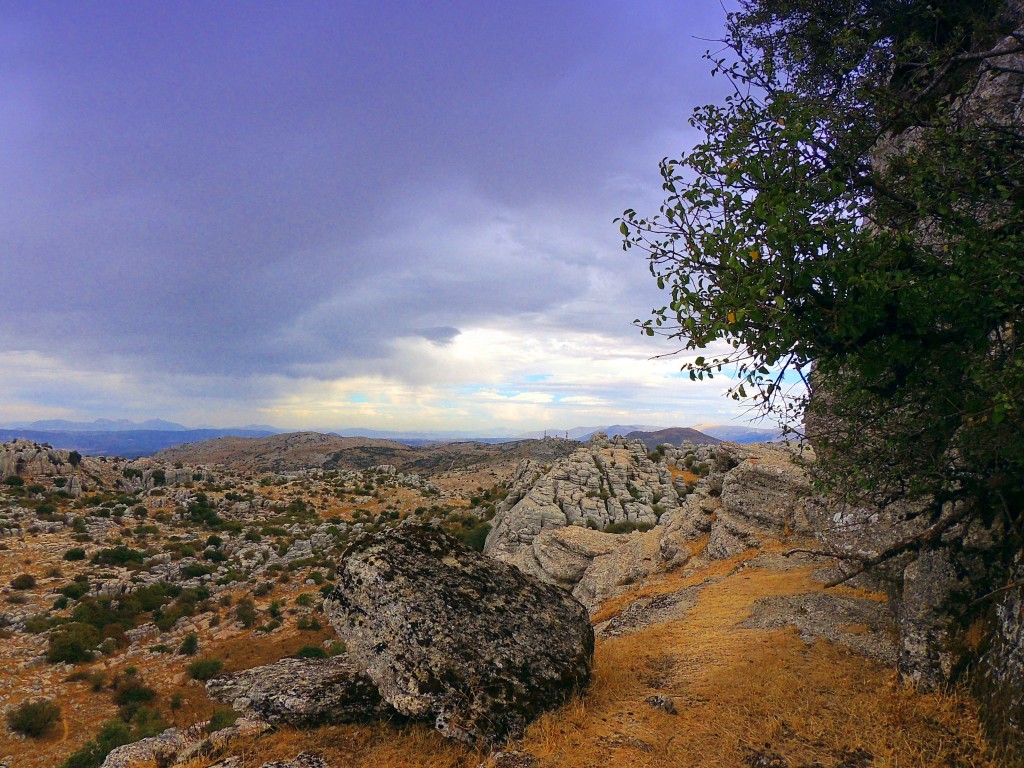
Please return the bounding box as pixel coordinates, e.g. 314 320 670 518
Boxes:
293 645 328 659
60 719 132 768
186 657 223 681
7 698 61 737
178 632 199 655
10 573 36 590
451 521 491 552
64 547 87 561
59 580 90 600
3 475 24 487
91 546 144 566
47 623 100 663
205 707 238 733
234 598 256 628
112 674 156 706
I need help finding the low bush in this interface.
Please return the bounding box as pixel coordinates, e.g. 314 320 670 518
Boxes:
178 632 199 655
293 645 328 659
186 657 223 681
47 623 100 663
91 546 144 566
7 698 61 737
10 573 36 590
64 547 87 561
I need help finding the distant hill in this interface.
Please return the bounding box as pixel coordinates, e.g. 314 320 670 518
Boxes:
0 427 277 458
152 431 579 472
694 425 783 443
518 424 663 441
624 427 721 450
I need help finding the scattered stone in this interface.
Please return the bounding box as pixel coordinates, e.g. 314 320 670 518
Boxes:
477 751 539 768
644 694 677 714
741 593 897 664
325 522 594 745
206 656 393 726
258 753 327 768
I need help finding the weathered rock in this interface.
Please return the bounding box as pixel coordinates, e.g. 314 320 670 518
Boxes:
325 522 594 745
974 560 1024 760
706 444 813 559
644 694 678 714
484 437 678 560
98 725 200 768
574 529 663 612
206 656 393 726
258 754 327 768
508 526 623 589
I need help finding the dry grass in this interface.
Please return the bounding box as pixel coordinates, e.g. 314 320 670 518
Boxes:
172 554 995 768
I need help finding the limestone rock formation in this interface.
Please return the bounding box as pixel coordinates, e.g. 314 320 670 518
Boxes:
487 439 813 613
324 522 594 745
484 435 679 560
206 656 392 726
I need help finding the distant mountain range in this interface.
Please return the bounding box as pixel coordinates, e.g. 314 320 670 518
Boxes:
0 417 783 459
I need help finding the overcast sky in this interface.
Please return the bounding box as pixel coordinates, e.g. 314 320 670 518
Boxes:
0 1 760 433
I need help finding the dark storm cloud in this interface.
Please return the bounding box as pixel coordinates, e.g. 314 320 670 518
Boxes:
0 1 734 415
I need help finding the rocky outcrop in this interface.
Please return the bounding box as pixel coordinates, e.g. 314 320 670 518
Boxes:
488 440 813 612
506 526 623 590
706 444 814 559
99 718 269 768
484 436 679 559
206 656 392 726
324 522 594 745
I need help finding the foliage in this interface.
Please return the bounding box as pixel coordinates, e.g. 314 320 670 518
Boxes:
47 622 100 663
186 657 224 680
60 718 143 768
7 698 61 738
294 644 328 659
10 573 36 590
64 547 87 561
90 545 144 566
619 1 1023 538
178 631 199 655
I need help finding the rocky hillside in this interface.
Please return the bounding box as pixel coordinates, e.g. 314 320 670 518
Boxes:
623 427 721 449
153 432 579 475
0 434 1014 767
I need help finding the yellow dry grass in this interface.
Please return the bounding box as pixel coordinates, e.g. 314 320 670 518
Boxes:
175 553 995 768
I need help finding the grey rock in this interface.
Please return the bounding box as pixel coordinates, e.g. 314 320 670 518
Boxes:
644 695 677 714
975 560 1024 760
742 592 897 664
258 753 327 768
206 656 392 726
325 522 594 745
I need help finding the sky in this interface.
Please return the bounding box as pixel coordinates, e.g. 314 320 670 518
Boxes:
0 0 759 434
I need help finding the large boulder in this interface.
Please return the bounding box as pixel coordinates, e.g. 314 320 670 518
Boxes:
206 656 392 726
324 522 594 745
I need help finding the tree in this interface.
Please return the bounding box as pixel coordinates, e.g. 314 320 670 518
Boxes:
619 1 1023 556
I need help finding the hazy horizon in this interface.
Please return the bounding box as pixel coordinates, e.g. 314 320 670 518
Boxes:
0 1 774 432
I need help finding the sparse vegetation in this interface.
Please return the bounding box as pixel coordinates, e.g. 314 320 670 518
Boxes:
7 699 61 738
186 657 224 681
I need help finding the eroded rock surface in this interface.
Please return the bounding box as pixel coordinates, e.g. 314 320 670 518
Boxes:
206 656 392 726
484 435 678 559
325 522 594 745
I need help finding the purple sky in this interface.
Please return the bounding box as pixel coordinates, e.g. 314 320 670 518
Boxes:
0 1 754 432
